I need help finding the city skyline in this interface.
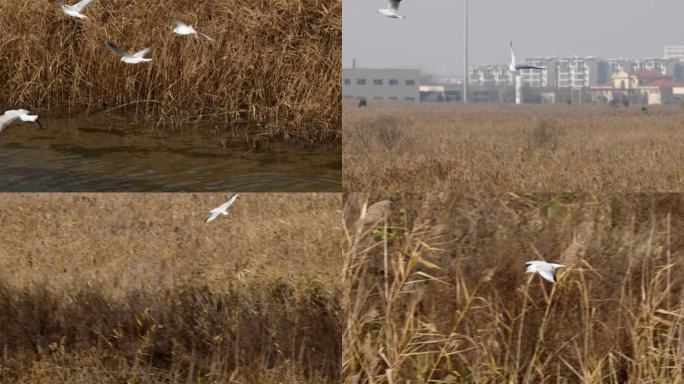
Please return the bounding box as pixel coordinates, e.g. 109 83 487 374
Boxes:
343 0 684 76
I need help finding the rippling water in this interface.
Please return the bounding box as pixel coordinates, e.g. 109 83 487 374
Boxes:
0 113 341 191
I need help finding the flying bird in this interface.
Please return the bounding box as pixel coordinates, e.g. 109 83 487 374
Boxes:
377 0 405 19
509 41 546 72
60 0 95 19
173 21 214 41
105 41 152 64
0 109 43 135
525 261 565 284
205 194 239 224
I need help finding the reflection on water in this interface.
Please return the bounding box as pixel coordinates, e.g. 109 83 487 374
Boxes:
0 113 341 192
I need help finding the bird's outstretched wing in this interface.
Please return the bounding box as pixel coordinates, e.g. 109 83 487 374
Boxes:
389 0 401 11
0 114 18 134
133 48 151 58
74 0 94 11
510 40 516 67
516 64 546 70
205 209 221 224
105 40 129 57
537 268 556 283
225 193 239 207
19 113 43 129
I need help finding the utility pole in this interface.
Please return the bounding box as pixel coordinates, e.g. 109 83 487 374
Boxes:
463 0 469 104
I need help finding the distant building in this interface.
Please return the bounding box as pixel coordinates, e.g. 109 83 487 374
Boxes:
420 84 463 102
611 71 639 90
635 58 681 78
519 57 558 88
631 69 671 86
589 70 684 105
342 68 420 102
419 85 445 102
665 45 684 61
468 65 513 87
556 57 608 88
607 58 638 76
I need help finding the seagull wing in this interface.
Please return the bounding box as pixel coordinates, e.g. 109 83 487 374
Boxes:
205 208 221 223
214 194 235 212
537 267 557 283
74 0 94 11
0 114 19 134
516 64 546 70
19 113 38 123
389 0 401 11
510 40 516 67
106 41 129 57
225 193 239 208
18 113 43 129
133 48 151 58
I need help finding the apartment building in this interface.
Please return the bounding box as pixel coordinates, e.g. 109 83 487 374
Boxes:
519 57 558 88
607 58 637 76
468 65 513 87
556 57 608 88
665 45 684 61
635 57 682 79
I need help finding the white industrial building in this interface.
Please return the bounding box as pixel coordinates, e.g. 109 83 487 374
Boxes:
342 68 420 102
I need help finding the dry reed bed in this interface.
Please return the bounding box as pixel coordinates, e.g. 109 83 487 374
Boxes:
0 193 341 383
343 193 684 383
343 104 684 192
0 0 341 142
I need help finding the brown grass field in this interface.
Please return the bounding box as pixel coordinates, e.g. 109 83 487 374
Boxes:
343 104 684 192
0 193 341 383
0 0 340 142
343 193 684 383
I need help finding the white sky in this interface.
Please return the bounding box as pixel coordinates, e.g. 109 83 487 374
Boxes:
343 0 684 76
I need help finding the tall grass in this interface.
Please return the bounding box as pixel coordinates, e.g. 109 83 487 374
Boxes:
343 103 684 191
0 0 341 142
343 193 684 383
0 193 341 383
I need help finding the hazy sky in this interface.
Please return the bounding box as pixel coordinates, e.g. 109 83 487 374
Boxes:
343 0 684 76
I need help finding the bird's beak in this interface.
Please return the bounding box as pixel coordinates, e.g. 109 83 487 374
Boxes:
34 120 44 129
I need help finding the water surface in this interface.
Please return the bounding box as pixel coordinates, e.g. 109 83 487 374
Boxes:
0 113 340 192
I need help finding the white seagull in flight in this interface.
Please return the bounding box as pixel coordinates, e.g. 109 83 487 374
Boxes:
509 41 545 72
60 0 95 19
377 0 405 19
525 261 565 283
173 21 214 41
106 41 152 64
0 109 43 135
205 194 239 224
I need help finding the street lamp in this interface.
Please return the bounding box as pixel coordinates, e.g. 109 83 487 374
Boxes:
463 0 469 104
